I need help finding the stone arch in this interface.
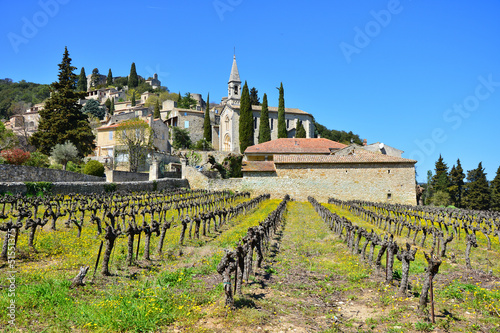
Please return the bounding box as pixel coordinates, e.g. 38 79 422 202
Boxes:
223 134 231 152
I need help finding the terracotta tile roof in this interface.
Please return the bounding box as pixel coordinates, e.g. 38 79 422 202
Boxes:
274 149 417 164
241 161 276 172
245 138 347 154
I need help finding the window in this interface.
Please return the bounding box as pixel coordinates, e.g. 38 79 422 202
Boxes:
270 118 273 130
108 131 113 141
254 117 257 129
184 120 189 129
286 119 289 129
388 169 391 174
234 86 238 95
387 193 392 200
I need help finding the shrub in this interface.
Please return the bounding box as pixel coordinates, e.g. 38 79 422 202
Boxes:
49 163 63 170
25 181 52 196
84 160 105 177
24 152 50 168
186 150 201 166
1 148 31 165
66 161 83 173
193 138 212 151
50 141 79 170
104 183 117 193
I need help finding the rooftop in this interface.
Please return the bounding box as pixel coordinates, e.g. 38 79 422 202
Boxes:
245 138 347 154
241 161 276 172
274 148 417 164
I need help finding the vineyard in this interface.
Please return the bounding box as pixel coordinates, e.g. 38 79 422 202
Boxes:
1 190 500 332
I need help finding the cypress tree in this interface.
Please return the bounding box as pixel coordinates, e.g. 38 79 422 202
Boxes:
110 99 115 115
491 165 500 211
128 62 138 88
77 67 87 92
177 91 182 106
295 120 306 138
131 91 136 106
203 93 212 142
154 98 161 119
105 98 112 111
106 68 113 86
258 93 271 143
277 82 287 138
239 81 253 153
30 47 95 157
449 159 465 207
463 162 491 210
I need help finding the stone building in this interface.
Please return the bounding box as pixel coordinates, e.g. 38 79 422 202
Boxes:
218 56 315 153
146 73 161 89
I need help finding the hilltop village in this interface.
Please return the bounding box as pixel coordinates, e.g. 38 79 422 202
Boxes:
2 53 417 204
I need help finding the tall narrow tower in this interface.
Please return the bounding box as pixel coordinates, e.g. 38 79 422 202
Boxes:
227 55 241 105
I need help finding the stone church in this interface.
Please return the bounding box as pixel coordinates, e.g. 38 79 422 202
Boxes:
217 56 315 153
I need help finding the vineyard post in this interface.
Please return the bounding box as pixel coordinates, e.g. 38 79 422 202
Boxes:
385 251 388 281
430 275 435 323
93 240 104 280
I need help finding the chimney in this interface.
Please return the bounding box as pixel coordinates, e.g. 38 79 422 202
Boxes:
363 138 367 146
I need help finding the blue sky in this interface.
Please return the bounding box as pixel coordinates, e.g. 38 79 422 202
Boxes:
1 0 499 182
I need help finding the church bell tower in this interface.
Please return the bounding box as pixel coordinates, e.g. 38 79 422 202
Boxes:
227 55 241 105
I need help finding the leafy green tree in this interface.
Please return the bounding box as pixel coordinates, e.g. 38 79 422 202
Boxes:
172 127 191 149
463 162 491 210
258 93 271 144
431 190 450 207
30 47 95 157
106 68 113 86
491 166 500 211
431 155 449 194
0 121 17 150
81 99 106 120
250 87 260 105
50 141 79 170
77 67 87 92
203 93 212 143
239 81 253 153
277 82 287 138
177 92 197 109
296 120 306 138
24 151 50 168
313 120 362 144
154 98 161 119
116 119 153 172
449 159 465 207
128 62 138 88
90 68 100 88
113 76 128 90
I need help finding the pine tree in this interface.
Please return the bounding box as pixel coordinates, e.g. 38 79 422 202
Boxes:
463 162 491 210
30 47 95 157
154 98 161 119
239 81 253 153
250 87 260 105
131 91 136 106
295 120 306 138
258 93 271 144
491 165 500 211
277 82 287 138
431 155 449 193
128 62 138 88
449 159 465 207
203 93 212 142
77 67 87 92
106 68 113 86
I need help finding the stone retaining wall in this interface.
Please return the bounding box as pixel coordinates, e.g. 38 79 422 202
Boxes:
0 178 188 196
0 164 104 183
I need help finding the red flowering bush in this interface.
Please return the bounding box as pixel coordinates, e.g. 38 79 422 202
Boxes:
1 148 31 165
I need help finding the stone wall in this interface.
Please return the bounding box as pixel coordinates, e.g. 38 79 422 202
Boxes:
184 163 417 204
0 164 105 183
105 170 149 182
0 178 189 196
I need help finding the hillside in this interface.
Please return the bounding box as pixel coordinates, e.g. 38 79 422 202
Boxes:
0 79 51 120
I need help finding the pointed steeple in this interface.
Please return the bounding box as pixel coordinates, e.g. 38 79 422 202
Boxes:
228 55 241 83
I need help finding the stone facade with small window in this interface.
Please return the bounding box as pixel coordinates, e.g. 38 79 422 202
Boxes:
165 108 205 145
